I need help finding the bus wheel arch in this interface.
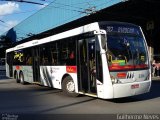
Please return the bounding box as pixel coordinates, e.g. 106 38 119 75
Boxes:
62 74 79 97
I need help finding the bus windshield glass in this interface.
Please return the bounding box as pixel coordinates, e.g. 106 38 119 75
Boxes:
107 33 148 71
99 23 149 71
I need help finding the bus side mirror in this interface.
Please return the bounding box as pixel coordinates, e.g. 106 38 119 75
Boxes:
101 34 107 50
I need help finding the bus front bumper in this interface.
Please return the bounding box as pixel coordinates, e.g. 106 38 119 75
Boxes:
113 80 151 98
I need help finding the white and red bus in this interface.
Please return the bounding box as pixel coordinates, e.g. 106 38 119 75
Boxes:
6 21 151 99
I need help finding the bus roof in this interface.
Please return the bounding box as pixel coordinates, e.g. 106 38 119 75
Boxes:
6 22 100 52
6 21 141 53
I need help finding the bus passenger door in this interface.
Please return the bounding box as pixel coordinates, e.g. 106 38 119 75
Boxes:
78 37 97 94
32 47 40 83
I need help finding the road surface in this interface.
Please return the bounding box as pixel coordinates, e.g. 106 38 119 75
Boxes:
0 71 160 120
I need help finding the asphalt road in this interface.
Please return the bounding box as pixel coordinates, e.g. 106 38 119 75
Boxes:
0 71 160 120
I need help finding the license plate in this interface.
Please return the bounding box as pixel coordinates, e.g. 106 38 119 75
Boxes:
131 84 139 89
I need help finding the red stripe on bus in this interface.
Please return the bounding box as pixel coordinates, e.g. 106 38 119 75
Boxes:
134 64 148 69
66 66 77 73
109 64 148 70
16 66 20 70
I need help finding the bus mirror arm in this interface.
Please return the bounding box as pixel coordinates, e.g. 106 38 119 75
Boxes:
100 50 106 54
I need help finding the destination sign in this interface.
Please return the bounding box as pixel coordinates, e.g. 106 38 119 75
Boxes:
101 24 141 35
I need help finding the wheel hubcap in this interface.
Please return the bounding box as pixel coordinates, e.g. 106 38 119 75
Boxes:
66 81 75 92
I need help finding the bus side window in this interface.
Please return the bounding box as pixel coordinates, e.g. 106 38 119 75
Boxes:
40 45 51 65
66 39 76 66
25 48 32 65
13 50 25 65
26 56 32 65
50 42 59 65
59 40 68 65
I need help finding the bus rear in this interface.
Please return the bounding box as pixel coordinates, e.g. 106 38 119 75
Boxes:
99 22 151 98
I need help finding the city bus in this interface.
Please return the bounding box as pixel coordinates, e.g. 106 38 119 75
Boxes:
6 21 151 99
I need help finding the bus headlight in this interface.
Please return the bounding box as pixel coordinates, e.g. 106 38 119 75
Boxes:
111 77 116 84
110 75 121 84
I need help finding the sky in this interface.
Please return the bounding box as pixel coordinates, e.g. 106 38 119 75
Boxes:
0 0 54 35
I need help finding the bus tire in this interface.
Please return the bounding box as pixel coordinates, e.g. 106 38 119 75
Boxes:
15 71 20 83
19 72 25 85
62 76 79 97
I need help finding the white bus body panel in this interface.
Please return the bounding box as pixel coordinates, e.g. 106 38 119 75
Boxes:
98 50 151 99
113 80 151 98
50 23 100 43
13 66 34 83
40 66 78 92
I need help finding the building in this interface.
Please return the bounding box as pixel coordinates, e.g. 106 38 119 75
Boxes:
0 0 160 61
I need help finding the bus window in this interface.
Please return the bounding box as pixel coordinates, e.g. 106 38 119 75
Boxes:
67 39 76 66
40 45 51 65
106 33 148 71
50 42 59 65
60 41 68 65
13 50 25 65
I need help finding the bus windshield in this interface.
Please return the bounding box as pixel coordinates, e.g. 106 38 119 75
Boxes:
107 33 149 71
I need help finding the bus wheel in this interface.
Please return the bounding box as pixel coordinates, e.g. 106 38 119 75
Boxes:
19 72 25 85
15 72 20 83
62 76 79 97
